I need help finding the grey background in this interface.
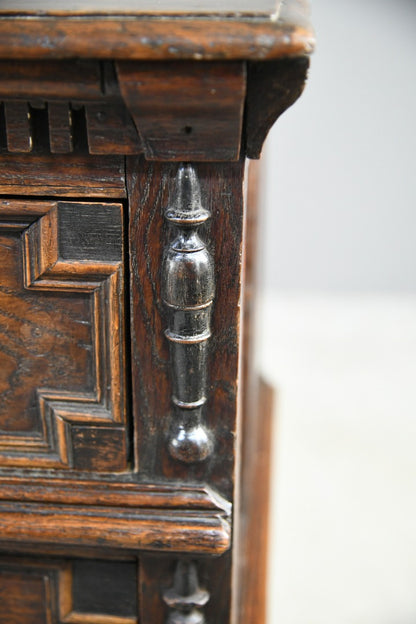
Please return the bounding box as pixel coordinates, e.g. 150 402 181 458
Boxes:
261 3 416 622
263 0 416 293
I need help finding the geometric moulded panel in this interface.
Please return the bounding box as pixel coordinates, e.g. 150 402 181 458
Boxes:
0 200 127 471
0 557 138 624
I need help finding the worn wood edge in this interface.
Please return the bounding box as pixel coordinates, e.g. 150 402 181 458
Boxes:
0 500 231 555
245 56 310 159
0 18 314 60
0 154 127 198
0 476 231 515
237 377 274 624
0 57 312 161
117 61 245 161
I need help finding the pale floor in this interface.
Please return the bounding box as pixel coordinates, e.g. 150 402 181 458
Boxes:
259 293 416 624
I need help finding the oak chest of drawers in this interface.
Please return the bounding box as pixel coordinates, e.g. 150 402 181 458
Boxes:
0 2 313 622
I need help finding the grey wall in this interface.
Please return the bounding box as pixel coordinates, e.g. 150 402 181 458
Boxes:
263 0 416 292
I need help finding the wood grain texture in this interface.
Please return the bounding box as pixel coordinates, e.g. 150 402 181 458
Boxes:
0 478 231 554
4 101 32 152
162 163 214 463
236 378 274 624
71 559 138 620
0 56 312 160
84 101 141 155
0 154 126 197
0 568 50 624
117 61 245 161
0 200 127 471
0 553 235 624
127 157 245 501
0 99 141 157
0 501 230 555
0 60 102 99
0 3 313 618
0 557 138 624
0 1 314 61
245 56 310 158
0 477 231 516
229 161 274 623
0 59 141 155
48 102 73 153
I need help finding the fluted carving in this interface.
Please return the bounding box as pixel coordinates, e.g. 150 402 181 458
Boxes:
162 164 214 463
163 560 209 624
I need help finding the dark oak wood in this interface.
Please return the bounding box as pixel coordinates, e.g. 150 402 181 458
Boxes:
0 154 126 197
0 556 138 624
245 57 310 158
0 56 310 160
127 157 245 500
0 60 102 99
0 478 231 555
0 61 143 156
0 1 313 61
0 500 230 555
84 101 141 155
0 199 128 471
4 101 32 153
237 378 274 624
48 103 73 154
117 62 245 161
0 567 50 624
0 2 312 621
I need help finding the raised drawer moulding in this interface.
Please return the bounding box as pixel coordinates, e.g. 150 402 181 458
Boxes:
0 478 231 555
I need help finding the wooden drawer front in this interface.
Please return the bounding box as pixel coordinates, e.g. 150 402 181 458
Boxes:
0 557 138 624
0 199 128 471
0 555 230 624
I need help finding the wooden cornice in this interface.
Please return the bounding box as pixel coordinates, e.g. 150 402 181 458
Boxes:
0 58 310 160
0 1 313 61
0 1 313 160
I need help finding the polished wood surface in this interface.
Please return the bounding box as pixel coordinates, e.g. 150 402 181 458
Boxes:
117 62 245 161
0 155 126 197
0 199 127 471
0 57 308 161
0 0 314 61
0 478 231 555
0 1 312 621
238 379 274 624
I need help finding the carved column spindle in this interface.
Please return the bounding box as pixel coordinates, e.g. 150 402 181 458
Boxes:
163 560 210 624
162 163 214 463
